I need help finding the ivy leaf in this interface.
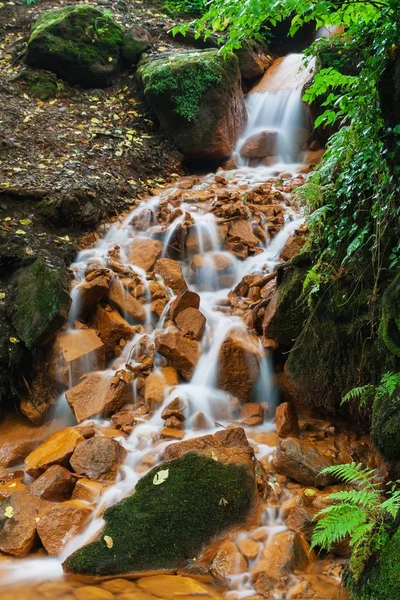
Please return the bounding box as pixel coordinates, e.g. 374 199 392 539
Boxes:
153 469 169 486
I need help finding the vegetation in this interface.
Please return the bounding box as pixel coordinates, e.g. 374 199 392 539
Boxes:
341 372 400 410
311 463 400 582
161 0 206 16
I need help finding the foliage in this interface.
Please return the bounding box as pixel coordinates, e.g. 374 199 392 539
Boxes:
161 0 206 16
311 462 400 582
341 371 400 409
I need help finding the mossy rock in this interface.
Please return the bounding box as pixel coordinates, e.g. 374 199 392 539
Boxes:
371 377 400 461
12 257 71 349
25 5 124 87
26 70 58 100
138 49 246 160
122 25 151 64
379 274 400 358
63 452 255 577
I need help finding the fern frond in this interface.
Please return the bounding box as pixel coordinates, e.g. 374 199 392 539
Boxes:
341 384 374 406
328 489 380 508
376 371 400 400
311 503 366 550
348 522 375 547
319 463 378 490
380 491 400 519
350 532 376 582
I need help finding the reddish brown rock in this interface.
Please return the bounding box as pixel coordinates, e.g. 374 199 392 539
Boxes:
128 238 163 271
66 371 134 423
74 275 110 318
25 428 85 478
237 538 260 561
50 329 106 386
191 252 234 273
211 541 247 578
0 491 51 556
0 414 57 469
275 402 300 438
228 219 260 246
29 465 75 501
70 437 127 481
37 500 93 555
175 307 206 340
107 278 146 322
72 478 103 504
170 290 200 321
240 403 264 420
161 397 187 421
280 232 306 262
155 331 200 380
144 366 180 410
91 305 135 357
217 330 260 402
240 130 279 158
154 258 187 292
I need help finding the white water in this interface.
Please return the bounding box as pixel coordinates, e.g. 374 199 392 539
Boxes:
0 55 311 595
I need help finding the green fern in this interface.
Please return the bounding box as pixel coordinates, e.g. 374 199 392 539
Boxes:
311 463 400 582
341 371 400 408
341 384 375 407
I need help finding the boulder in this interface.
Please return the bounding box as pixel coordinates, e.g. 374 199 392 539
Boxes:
0 491 51 556
107 278 146 322
275 402 300 438
73 274 110 318
29 465 75 501
228 219 261 246
25 6 124 87
240 130 279 159
90 304 135 357
12 257 71 349
66 371 134 423
25 427 85 478
144 367 180 411
49 329 105 386
175 307 206 340
139 50 246 161
236 41 273 81
155 331 200 380
273 437 340 487
37 500 93 555
170 290 200 321
154 258 187 292
280 231 307 261
122 25 151 63
137 576 216 600
0 414 57 468
359 527 400 600
63 452 256 577
128 238 163 272
217 330 261 402
69 436 126 481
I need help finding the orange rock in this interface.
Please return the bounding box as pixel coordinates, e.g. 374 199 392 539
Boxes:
0 491 51 556
107 278 145 321
155 331 200 380
273 437 339 487
136 575 217 600
160 427 185 440
37 500 93 555
90 305 135 357
275 402 299 438
217 330 260 402
161 397 187 421
144 367 180 411
128 238 163 271
66 371 134 423
73 586 114 600
25 428 85 478
240 403 264 420
175 307 206 340
240 130 279 158
70 437 126 481
170 290 200 321
236 538 260 561
101 579 138 593
151 298 167 318
154 258 187 292
0 414 57 469
228 220 260 246
191 252 234 273
74 275 110 318
29 465 75 500
211 541 247 578
280 232 306 262
49 330 105 386
253 530 310 588
0 476 26 499
72 478 103 504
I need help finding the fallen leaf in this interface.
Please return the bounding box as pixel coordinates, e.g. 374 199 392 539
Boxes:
15 229 26 234
19 219 31 226
104 535 114 549
9 337 20 344
4 506 13 518
153 469 169 486
0 292 5 300
219 497 228 506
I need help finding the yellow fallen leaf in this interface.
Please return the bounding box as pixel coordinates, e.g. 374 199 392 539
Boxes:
104 535 113 549
48 99 57 105
25 247 34 256
108 57 113 62
0 292 5 300
153 469 169 486
91 118 101 124
128 179 136 185
15 229 26 234
4 216 11 221
9 337 19 344
76 124 85 130
4 506 13 519
20 218 31 226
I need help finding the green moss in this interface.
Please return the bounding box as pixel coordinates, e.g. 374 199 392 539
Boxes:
139 50 233 122
64 452 255 577
379 274 400 358
371 378 400 461
26 6 123 86
12 257 71 349
26 71 58 100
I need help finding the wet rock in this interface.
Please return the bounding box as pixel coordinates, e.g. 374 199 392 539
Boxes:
237 538 260 561
175 307 206 340
170 290 200 321
74 274 110 318
0 491 51 556
20 367 59 425
66 371 134 423
144 366 180 410
72 478 103 504
37 500 93 555
217 330 260 402
211 541 248 578
128 238 163 271
228 219 261 247
0 414 56 468
138 50 246 161
240 130 279 159
12 257 71 349
69 436 126 481
161 397 187 421
107 278 146 322
91 304 135 357
64 452 256 577
273 437 340 487
155 331 200 380
122 25 151 63
160 427 185 440
275 402 300 438
154 258 187 292
29 465 76 501
280 231 307 262
25 6 124 87
192 252 234 273
236 41 273 81
25 427 85 478
50 329 106 387
137 575 217 599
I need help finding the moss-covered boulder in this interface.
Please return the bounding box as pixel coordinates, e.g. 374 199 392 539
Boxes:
12 258 71 349
379 274 400 358
138 49 246 161
63 452 256 577
371 379 400 462
26 71 58 100
122 25 151 64
25 6 124 87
